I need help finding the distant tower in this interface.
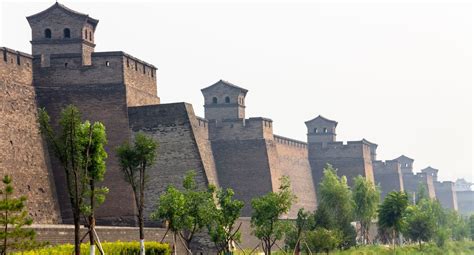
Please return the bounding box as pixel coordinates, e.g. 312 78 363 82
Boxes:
305 115 337 146
27 3 98 65
421 166 439 182
201 80 248 121
394 155 414 174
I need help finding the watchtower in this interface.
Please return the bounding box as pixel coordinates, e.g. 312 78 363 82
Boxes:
201 80 247 121
27 3 98 66
394 155 414 174
305 115 337 146
421 166 439 182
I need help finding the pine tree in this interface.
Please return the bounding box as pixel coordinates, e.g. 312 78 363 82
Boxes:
0 175 35 255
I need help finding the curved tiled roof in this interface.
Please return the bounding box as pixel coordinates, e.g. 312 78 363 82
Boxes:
27 2 99 28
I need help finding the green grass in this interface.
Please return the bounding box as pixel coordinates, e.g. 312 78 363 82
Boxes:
11 241 170 255
235 241 474 254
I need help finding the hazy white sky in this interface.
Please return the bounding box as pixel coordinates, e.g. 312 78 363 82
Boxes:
1 0 472 182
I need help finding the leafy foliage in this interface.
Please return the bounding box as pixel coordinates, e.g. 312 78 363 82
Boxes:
251 176 296 255
117 132 158 254
377 191 408 247
352 175 380 244
153 171 215 253
284 208 314 254
0 176 36 255
318 164 355 249
12 241 170 255
39 105 109 255
403 202 436 248
305 228 342 254
207 187 244 254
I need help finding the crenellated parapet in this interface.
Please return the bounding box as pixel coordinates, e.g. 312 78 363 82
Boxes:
208 117 274 141
373 160 403 200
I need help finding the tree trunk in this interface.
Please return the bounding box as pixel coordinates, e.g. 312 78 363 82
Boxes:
74 212 81 255
89 180 96 255
295 239 301 255
139 210 145 255
173 232 177 255
139 164 146 255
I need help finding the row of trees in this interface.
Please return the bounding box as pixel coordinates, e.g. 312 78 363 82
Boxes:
15 104 471 255
39 105 158 255
284 165 378 254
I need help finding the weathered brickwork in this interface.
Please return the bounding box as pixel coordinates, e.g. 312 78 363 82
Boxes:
421 167 458 210
434 181 458 210
308 140 375 189
35 83 137 225
373 160 404 200
274 135 317 216
128 103 219 225
3 5 463 247
0 47 61 224
211 139 274 216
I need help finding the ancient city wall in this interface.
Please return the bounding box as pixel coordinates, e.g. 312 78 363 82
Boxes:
128 103 218 225
434 181 458 210
456 190 474 216
211 139 274 216
34 82 136 226
122 53 160 106
308 141 374 189
33 53 124 85
274 135 317 216
373 160 404 200
402 173 436 203
209 117 274 141
0 47 61 224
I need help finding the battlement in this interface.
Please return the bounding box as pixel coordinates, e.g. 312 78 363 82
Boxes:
309 139 373 158
208 117 274 141
373 160 400 172
0 47 33 86
274 135 307 149
32 51 159 106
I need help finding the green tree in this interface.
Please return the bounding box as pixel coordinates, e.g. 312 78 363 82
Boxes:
153 186 186 255
117 132 158 255
313 205 334 230
403 203 436 249
445 210 469 241
153 171 215 254
80 121 108 255
352 175 380 245
0 175 35 255
180 171 216 252
39 105 108 255
318 164 355 248
207 187 244 254
251 176 296 255
377 191 408 249
415 183 429 205
470 214 474 241
284 208 313 255
305 228 342 255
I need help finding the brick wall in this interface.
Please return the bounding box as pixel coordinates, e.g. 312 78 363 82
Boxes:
211 139 274 216
0 47 61 224
434 181 458 210
274 135 317 217
128 103 218 226
34 83 136 226
373 160 404 200
308 141 375 190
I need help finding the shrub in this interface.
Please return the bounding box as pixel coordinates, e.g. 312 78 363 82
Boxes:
12 241 170 255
